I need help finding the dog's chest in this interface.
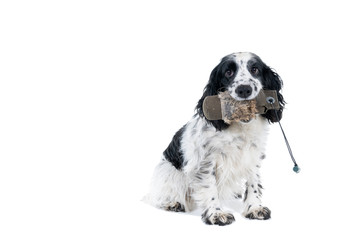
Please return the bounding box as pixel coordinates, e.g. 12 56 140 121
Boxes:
214 127 259 175
210 120 267 198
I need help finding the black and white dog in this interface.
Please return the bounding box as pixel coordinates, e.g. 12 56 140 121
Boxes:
146 52 285 225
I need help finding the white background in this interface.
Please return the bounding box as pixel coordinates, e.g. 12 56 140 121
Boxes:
1 0 360 239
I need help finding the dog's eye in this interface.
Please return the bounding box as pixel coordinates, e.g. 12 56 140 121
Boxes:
251 67 259 75
225 70 234 78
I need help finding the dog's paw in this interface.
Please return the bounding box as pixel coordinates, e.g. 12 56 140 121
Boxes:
163 202 185 212
244 206 271 220
201 208 235 226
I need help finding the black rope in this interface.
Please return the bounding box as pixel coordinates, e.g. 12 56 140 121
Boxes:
267 98 300 173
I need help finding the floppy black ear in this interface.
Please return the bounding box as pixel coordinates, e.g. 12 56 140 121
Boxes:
195 65 230 131
261 66 285 123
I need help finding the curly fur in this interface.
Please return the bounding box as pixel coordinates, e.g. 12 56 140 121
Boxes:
146 52 285 225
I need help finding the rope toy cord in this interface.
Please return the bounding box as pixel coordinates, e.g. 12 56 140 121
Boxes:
266 97 300 173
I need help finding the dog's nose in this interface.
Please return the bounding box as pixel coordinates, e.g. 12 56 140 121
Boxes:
235 85 252 99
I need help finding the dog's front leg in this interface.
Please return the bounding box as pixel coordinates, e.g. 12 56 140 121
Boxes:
190 158 235 226
242 173 271 220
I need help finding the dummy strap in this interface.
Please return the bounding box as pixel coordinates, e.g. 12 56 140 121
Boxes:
266 97 300 173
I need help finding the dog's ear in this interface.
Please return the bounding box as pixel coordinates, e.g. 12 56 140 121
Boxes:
195 64 230 131
203 65 222 96
261 66 285 123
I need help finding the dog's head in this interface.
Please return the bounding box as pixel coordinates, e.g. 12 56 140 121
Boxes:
196 52 285 130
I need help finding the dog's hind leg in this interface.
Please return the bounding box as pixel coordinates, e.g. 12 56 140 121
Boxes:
145 159 189 212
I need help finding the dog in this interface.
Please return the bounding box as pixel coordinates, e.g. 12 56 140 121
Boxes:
146 52 285 225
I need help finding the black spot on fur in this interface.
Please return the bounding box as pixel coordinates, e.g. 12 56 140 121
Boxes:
195 174 203 181
163 125 186 170
235 194 242 199
204 147 216 159
202 139 212 149
201 170 210 175
244 188 248 202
